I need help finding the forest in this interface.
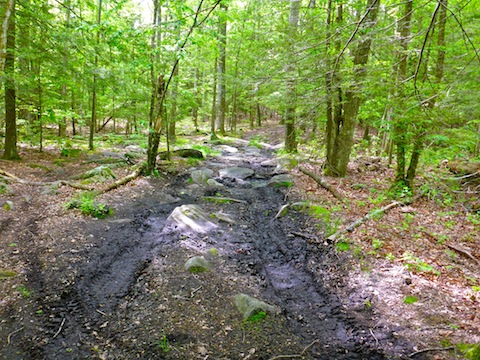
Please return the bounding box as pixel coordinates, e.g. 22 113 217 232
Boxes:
0 0 479 359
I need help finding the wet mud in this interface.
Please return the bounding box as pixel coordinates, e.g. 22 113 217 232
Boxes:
0 143 418 359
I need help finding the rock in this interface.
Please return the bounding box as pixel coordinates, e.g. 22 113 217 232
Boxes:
245 146 261 155
191 169 214 185
72 165 116 180
185 256 210 273
260 159 277 167
166 204 217 233
219 167 254 180
217 145 239 154
124 145 145 153
3 200 14 211
234 294 279 320
206 179 223 188
268 174 294 187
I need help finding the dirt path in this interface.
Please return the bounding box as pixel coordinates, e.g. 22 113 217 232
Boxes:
1 137 418 359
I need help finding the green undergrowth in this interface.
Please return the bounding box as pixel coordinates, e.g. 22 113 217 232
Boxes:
65 191 112 218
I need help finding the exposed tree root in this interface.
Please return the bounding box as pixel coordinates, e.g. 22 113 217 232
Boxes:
299 166 344 201
1 163 145 195
92 164 145 195
327 192 424 242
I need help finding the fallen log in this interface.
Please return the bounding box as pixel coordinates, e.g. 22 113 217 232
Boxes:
327 192 424 242
299 166 344 201
93 164 145 195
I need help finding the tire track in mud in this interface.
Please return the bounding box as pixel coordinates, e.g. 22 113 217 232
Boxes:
5 143 414 359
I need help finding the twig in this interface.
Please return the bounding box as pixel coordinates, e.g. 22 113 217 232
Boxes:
52 318 65 339
201 196 247 204
190 285 203 298
7 327 23 344
96 309 108 317
299 167 344 201
446 243 480 266
269 339 319 360
273 202 307 219
369 328 379 346
408 346 455 357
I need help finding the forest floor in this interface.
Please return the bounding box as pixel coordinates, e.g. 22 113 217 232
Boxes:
0 121 479 359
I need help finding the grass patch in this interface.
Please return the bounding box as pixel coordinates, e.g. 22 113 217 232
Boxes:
403 296 419 304
65 192 112 218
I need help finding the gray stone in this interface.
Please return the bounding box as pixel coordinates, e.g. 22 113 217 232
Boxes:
167 204 217 233
184 256 210 273
268 174 294 187
191 169 214 185
217 145 239 153
3 200 14 210
124 145 145 153
234 293 279 320
260 159 277 167
206 179 223 188
245 146 261 155
219 167 254 180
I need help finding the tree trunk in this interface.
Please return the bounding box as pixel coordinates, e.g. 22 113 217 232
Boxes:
210 56 218 139
89 0 102 151
3 0 19 160
325 0 379 176
216 4 227 136
168 65 179 144
284 0 300 153
192 67 200 132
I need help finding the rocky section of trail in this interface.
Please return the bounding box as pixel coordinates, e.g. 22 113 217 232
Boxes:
1 140 418 359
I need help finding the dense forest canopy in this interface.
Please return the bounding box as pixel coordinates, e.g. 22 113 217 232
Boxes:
0 0 479 188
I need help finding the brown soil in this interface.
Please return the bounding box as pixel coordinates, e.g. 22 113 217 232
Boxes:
0 122 478 359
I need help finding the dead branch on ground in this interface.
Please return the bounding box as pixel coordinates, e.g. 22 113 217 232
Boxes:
299 166 344 201
327 192 424 242
446 243 480 266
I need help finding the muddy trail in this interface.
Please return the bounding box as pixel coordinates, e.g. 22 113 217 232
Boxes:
1 140 418 359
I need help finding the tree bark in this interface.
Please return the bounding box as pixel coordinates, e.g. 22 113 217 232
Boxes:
3 0 19 160
284 0 300 153
325 0 379 177
216 4 227 135
89 0 102 151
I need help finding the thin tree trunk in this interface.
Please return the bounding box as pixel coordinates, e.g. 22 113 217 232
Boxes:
3 0 19 160
284 0 300 153
211 56 218 139
89 0 102 151
216 4 227 135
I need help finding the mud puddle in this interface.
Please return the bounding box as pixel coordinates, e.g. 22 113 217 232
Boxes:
1 143 417 359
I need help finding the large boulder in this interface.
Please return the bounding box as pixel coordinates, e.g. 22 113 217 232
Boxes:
191 169 214 185
219 167 254 180
166 204 217 233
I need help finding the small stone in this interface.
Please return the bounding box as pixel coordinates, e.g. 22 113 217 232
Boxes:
206 178 223 188
198 346 208 356
234 293 279 319
3 200 14 210
185 256 210 273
